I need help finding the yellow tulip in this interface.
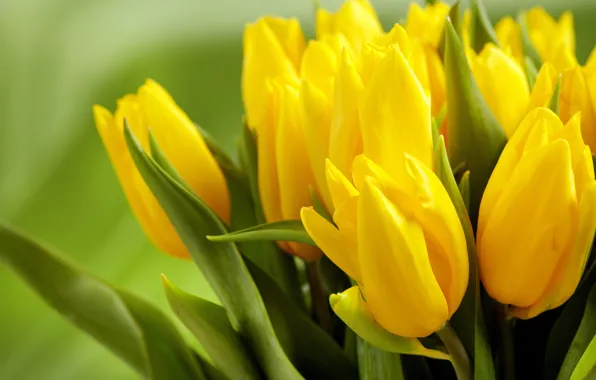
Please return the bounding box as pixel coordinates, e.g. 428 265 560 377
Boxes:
316 0 383 51
242 16 304 129
301 155 469 338
496 8 577 73
93 79 230 258
405 1 450 49
477 107 596 319
467 43 530 137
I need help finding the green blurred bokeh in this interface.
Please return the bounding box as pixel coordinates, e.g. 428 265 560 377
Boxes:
0 0 594 378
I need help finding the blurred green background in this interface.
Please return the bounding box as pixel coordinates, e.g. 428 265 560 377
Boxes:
0 0 594 378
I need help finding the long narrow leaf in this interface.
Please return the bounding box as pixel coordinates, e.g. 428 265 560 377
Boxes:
208 220 315 245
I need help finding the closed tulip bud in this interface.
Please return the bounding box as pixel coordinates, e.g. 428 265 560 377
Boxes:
301 156 468 337
467 44 530 138
494 16 523 66
478 107 596 319
242 16 305 128
560 62 596 152
405 2 450 49
93 79 230 258
316 0 383 51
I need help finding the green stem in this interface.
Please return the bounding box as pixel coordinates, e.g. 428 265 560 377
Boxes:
437 323 472 380
306 260 332 334
498 304 516 380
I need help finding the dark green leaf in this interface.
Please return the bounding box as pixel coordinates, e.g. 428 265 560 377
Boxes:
469 0 500 53
0 225 205 380
357 338 404 380
444 19 507 223
207 220 315 245
518 11 543 69
557 283 596 380
124 124 303 380
162 276 261 380
434 137 495 380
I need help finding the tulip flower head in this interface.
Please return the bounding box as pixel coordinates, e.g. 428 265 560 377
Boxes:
478 108 596 319
94 80 230 258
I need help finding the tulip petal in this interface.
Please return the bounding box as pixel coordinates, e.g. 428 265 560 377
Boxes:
94 105 188 258
560 68 596 151
527 63 558 111
301 207 361 282
326 159 358 211
138 80 230 223
479 139 577 307
359 44 432 181
358 179 448 337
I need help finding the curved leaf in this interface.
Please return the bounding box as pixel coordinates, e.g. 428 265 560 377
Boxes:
208 220 315 245
357 338 405 380
162 276 261 380
518 11 543 69
469 0 500 53
0 225 204 380
124 123 303 380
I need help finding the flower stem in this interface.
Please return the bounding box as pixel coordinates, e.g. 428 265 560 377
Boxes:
497 304 516 380
437 323 472 380
306 260 332 334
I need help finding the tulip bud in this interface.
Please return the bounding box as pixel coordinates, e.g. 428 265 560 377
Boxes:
316 0 383 51
302 156 468 337
93 80 230 258
405 2 450 49
560 65 596 152
242 17 305 129
477 107 596 319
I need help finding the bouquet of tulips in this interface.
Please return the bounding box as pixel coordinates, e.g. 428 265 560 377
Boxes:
3 0 596 379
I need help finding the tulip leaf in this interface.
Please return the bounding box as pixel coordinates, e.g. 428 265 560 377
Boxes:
549 75 562 115
524 56 539 88
357 338 405 380
310 185 333 223
518 11 543 69
444 19 507 223
161 275 261 380
0 224 205 380
434 136 495 380
459 170 471 211
207 220 315 246
124 123 304 380
239 124 304 308
126 124 357 379
330 286 450 361
554 282 596 380
438 1 461 59
469 0 500 53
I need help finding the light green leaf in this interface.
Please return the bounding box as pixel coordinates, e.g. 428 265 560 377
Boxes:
162 275 261 380
549 75 562 115
444 19 507 223
518 11 543 69
557 282 596 380
208 220 315 245
357 338 404 380
434 136 495 380
459 171 471 211
524 56 539 88
330 286 449 361
0 225 205 380
469 0 500 53
124 123 303 380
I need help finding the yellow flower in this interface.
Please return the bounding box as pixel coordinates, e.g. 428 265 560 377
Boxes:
316 0 383 51
477 108 596 319
301 155 469 338
405 1 450 49
93 80 230 258
497 7 577 73
242 16 305 129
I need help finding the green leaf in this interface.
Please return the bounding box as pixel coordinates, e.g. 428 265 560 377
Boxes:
162 276 261 380
438 1 461 59
518 11 543 69
208 220 315 245
524 56 539 89
123 124 303 380
434 136 496 380
357 338 405 380
0 225 205 380
557 282 596 380
469 0 500 53
330 286 449 361
459 171 471 211
444 19 507 223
